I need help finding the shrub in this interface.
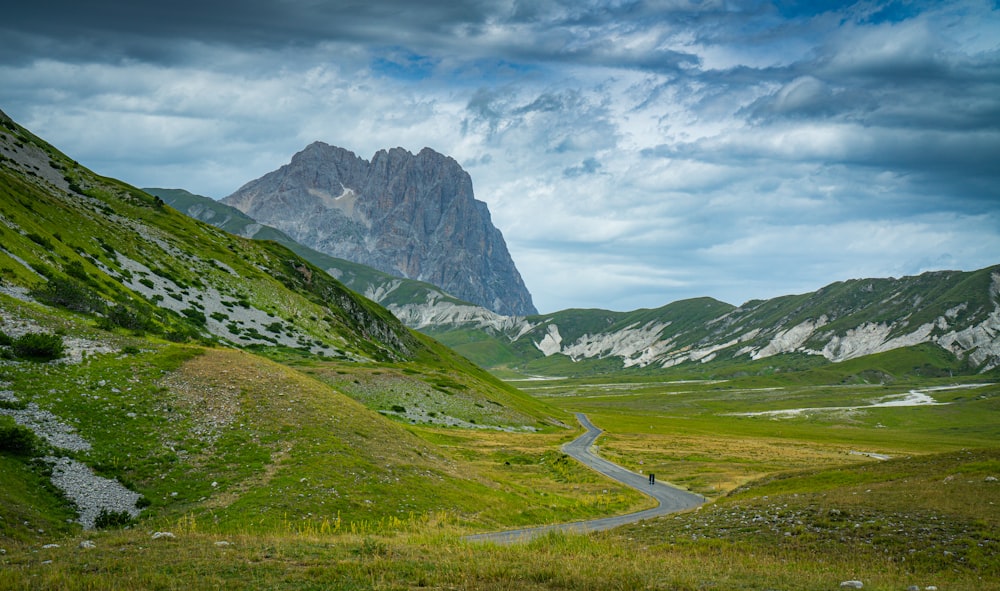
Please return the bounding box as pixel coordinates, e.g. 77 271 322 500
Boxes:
94 509 135 529
164 325 200 343
181 307 206 326
100 303 153 332
96 238 115 254
26 232 53 250
10 332 65 361
64 260 90 282
31 277 103 313
0 421 39 455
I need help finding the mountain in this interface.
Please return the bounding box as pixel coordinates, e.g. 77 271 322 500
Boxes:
421 267 1000 377
150 189 1000 380
220 142 537 317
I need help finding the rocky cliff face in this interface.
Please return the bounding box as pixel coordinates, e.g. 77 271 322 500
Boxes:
222 142 537 316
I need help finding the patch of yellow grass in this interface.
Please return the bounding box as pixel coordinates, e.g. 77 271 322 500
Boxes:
596 430 874 497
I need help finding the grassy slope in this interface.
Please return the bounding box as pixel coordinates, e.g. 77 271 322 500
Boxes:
0 296 639 535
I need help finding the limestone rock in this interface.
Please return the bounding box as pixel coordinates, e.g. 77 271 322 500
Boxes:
223 142 537 316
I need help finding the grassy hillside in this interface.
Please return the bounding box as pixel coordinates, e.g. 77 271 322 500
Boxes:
0 291 645 536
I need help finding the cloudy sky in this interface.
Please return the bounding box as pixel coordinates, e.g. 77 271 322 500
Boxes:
3 1 999 313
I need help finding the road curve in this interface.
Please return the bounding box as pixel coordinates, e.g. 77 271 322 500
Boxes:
465 413 704 544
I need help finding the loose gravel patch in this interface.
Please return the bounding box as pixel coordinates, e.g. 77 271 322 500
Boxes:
45 456 142 529
0 401 91 452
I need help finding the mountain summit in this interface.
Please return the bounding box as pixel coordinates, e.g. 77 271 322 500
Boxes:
222 142 537 316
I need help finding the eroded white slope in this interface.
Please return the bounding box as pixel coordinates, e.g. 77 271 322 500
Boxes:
389 294 535 338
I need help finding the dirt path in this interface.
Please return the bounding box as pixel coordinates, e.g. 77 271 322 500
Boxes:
465 413 704 543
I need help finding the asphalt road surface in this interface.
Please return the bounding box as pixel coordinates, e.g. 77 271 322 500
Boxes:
465 413 705 543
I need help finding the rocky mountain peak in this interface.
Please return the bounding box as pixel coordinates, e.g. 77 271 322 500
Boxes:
222 143 537 316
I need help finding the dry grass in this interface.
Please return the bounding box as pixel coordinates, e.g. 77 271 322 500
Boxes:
596 429 872 497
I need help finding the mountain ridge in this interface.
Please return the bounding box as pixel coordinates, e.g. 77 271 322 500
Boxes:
430 267 1000 376
221 141 537 316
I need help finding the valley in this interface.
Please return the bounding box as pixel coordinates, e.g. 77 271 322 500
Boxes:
1 107 998 589
2 362 997 589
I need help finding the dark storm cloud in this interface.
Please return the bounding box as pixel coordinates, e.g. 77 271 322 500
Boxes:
1 1 490 65
3 0 707 73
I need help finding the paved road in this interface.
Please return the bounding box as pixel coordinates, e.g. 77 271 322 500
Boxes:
465 413 704 544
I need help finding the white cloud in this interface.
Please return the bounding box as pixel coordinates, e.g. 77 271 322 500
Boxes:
2 0 998 313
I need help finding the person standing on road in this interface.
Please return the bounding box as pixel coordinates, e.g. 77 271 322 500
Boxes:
649 473 655 486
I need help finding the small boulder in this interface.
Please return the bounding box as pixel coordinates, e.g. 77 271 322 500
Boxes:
79 540 96 549
151 531 175 540
839 581 863 589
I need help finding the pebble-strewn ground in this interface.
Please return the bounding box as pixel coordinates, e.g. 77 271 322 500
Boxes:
2 309 143 529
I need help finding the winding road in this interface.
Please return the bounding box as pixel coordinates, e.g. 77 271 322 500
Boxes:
465 413 705 543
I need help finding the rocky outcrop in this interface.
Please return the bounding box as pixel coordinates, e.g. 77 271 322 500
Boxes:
222 142 537 316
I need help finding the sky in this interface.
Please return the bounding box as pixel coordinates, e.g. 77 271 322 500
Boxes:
2 0 999 314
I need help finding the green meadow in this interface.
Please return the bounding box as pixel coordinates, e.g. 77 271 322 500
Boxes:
522 373 1000 496
2 333 998 590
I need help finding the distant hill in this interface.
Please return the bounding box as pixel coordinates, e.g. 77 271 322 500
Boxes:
220 142 537 316
423 266 1000 378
